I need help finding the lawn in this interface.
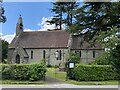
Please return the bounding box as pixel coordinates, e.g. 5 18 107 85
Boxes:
46 68 119 85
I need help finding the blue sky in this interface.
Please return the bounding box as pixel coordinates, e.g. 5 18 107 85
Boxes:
3 2 54 35
1 2 83 43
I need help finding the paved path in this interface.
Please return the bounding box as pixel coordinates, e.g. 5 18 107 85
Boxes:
45 76 66 84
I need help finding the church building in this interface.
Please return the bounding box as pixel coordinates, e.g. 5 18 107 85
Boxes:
8 16 104 65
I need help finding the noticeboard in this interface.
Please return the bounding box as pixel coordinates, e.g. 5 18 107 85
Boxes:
69 62 74 69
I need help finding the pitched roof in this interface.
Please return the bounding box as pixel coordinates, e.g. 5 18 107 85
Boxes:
9 30 69 49
71 35 103 50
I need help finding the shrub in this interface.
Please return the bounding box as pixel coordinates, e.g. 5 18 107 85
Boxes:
0 64 12 80
1 63 46 81
69 52 80 64
28 63 46 81
68 64 117 81
13 64 29 80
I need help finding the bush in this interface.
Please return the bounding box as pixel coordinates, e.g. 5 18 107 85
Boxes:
0 64 12 80
13 64 29 80
28 63 46 81
68 64 117 81
1 63 46 81
69 52 80 64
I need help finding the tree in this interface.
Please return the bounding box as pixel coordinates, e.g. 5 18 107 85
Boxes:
97 26 120 49
0 0 6 23
2 40 9 63
63 2 79 27
48 2 65 30
48 1 79 30
69 2 120 42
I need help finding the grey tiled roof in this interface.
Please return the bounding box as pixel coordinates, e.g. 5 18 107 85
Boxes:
9 30 103 50
9 30 69 49
71 35 103 50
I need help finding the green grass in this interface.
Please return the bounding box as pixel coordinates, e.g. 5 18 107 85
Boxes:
0 80 46 84
46 68 119 85
68 80 118 85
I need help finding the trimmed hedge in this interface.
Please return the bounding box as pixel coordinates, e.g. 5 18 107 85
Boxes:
0 64 46 81
68 64 117 81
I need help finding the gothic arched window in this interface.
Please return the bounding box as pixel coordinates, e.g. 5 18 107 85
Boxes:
43 50 46 59
31 50 33 59
93 50 95 58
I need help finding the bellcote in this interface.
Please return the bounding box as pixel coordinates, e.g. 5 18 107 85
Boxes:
16 15 23 36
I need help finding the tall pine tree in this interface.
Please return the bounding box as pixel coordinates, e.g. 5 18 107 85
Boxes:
64 2 79 27
48 1 79 30
69 2 120 41
48 2 65 30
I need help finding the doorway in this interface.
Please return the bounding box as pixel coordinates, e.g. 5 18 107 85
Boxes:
15 54 20 64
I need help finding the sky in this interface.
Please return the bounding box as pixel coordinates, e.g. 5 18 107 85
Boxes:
1 2 59 43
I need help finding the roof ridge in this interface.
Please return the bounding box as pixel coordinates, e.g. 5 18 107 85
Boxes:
23 30 66 33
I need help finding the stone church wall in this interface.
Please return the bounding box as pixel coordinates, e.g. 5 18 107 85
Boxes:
25 48 69 66
71 49 104 64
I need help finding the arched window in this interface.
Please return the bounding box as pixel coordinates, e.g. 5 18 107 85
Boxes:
43 50 46 59
56 50 59 60
79 51 81 58
31 50 33 59
93 50 95 58
59 50 62 60
15 54 20 64
56 50 62 60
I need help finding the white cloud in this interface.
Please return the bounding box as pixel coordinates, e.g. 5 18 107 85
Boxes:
38 17 66 31
38 17 56 31
1 33 15 44
24 28 34 32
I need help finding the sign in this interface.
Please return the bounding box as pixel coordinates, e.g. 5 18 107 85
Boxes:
69 62 74 69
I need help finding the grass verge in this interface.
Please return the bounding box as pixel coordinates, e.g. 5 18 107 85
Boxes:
0 80 46 84
68 80 118 85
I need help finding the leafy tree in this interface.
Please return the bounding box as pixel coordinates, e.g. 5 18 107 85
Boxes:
97 26 120 49
2 40 9 63
48 1 79 30
96 26 120 77
109 45 120 79
0 0 6 23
